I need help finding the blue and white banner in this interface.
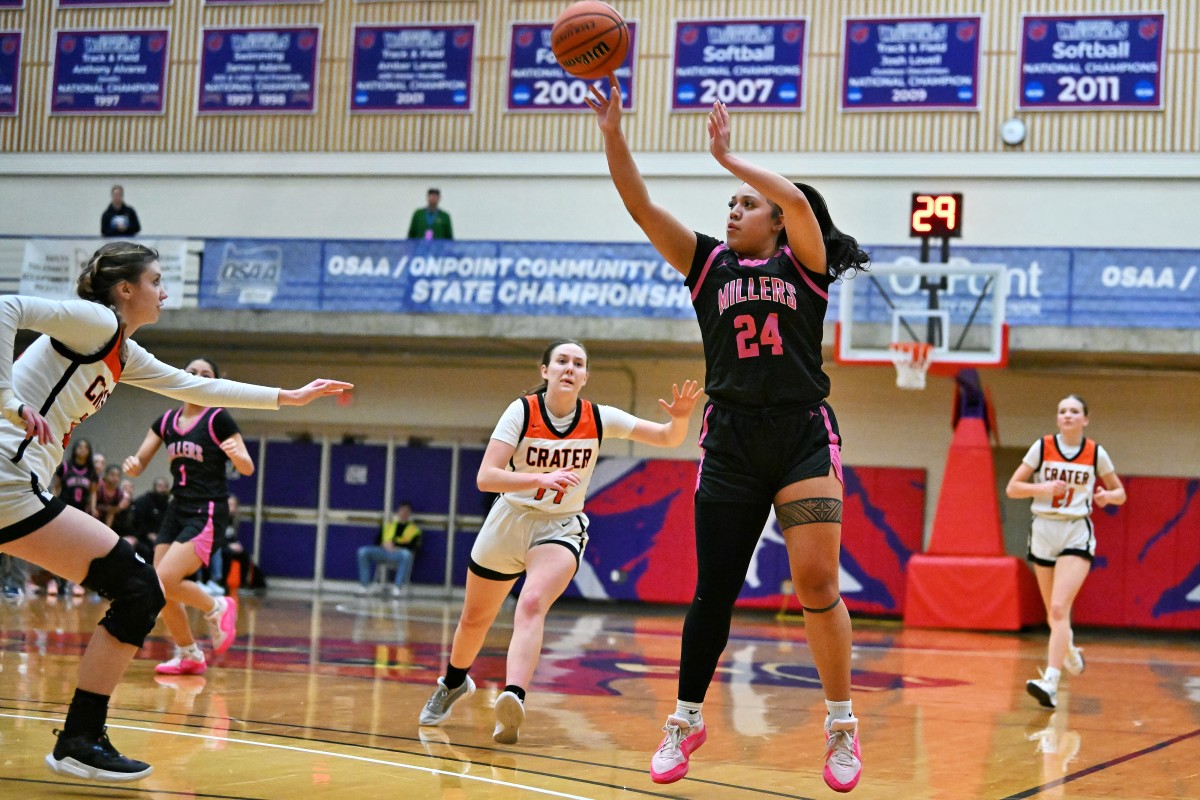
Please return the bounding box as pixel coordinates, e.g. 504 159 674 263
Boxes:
351 24 474 113
198 239 1200 329
22 239 187 308
51 29 169 115
507 22 635 112
672 18 806 111
1018 13 1165 110
0 1 23 9
59 0 168 6
842 16 981 111
0 32 19 117
198 26 320 115
204 1 319 5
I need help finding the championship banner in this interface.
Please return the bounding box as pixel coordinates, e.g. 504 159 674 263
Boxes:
672 18 806 112
841 16 981 111
198 26 320 115
1018 13 1165 110
350 24 474 113
204 1 320 5
58 0 169 6
507 22 635 112
21 239 187 309
0 32 19 117
51 29 169 116
0 2 23 9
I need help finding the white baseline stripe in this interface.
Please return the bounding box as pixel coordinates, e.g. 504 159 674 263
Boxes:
0 712 596 800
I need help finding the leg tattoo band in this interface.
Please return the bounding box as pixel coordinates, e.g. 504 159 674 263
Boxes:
777 497 843 528
802 596 842 614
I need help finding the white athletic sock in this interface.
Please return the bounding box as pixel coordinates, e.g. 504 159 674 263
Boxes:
180 643 204 661
1044 667 1061 685
206 597 224 619
674 700 703 724
825 699 853 726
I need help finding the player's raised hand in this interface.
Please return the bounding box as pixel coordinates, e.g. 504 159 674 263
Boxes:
279 379 354 407
659 380 704 420
708 101 732 161
586 74 623 133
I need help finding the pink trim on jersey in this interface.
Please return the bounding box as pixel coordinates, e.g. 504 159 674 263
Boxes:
737 256 771 266
191 501 216 566
695 405 715 491
172 407 208 436
819 406 843 485
207 408 226 446
782 246 829 300
690 244 727 301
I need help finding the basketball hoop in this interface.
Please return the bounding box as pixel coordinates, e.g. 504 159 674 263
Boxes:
889 342 934 390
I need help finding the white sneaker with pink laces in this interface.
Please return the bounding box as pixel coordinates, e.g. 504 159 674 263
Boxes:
823 717 862 793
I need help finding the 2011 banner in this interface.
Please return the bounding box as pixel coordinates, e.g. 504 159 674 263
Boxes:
51 29 169 115
1019 13 1165 110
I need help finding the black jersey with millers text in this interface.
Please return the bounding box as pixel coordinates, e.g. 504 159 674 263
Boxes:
153 406 239 501
686 232 832 408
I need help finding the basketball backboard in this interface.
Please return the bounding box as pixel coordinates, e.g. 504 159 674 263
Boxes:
835 259 1008 368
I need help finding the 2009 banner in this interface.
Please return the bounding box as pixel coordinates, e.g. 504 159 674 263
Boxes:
507 22 636 112
198 238 1200 330
842 16 981 111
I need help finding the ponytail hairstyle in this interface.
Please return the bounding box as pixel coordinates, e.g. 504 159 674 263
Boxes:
77 240 159 312
772 183 870 280
523 338 588 396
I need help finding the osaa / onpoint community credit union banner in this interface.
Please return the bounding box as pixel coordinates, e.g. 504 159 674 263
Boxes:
21 239 187 309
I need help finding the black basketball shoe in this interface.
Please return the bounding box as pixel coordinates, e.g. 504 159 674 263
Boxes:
45 728 153 782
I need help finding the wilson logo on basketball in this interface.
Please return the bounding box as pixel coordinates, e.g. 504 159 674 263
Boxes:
560 40 612 70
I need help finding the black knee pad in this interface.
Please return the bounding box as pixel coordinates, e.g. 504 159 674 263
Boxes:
82 538 165 647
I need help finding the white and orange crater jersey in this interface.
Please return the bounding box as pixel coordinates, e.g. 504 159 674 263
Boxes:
491 392 636 515
1023 434 1114 520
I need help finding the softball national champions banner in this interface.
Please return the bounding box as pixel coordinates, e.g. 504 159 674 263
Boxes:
842 16 982 111
672 18 806 111
51 29 169 115
1018 13 1166 110
0 31 19 117
199 238 1200 330
507 22 636 112
351 24 474 113
198 26 320 114
21 239 187 309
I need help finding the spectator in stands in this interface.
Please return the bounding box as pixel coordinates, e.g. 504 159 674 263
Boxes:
215 494 265 594
357 501 421 597
93 452 107 478
407 188 453 240
50 438 99 597
1 553 28 599
129 476 171 561
101 185 141 238
95 466 134 537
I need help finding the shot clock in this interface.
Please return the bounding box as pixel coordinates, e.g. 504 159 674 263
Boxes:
910 193 963 238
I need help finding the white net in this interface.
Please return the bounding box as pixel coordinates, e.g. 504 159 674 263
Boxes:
889 343 934 390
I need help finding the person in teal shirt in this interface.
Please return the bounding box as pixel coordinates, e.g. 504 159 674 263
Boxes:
407 188 454 240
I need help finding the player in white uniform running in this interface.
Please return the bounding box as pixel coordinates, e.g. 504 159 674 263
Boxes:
0 242 352 783
418 339 701 745
1006 394 1125 709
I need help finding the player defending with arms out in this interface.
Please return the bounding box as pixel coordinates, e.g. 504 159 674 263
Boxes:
418 339 700 746
123 357 254 676
589 79 870 791
1006 395 1125 709
0 242 351 783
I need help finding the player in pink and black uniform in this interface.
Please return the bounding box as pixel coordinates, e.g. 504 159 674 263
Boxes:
590 83 870 791
123 357 253 676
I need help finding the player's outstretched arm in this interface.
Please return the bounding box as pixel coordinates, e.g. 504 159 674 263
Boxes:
122 429 164 478
587 75 696 275
278 379 354 407
628 380 704 448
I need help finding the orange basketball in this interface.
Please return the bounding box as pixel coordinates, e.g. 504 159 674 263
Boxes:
551 1 629 80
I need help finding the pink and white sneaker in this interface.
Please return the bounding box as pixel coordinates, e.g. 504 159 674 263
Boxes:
206 596 238 656
823 717 862 793
649 714 707 784
155 648 207 675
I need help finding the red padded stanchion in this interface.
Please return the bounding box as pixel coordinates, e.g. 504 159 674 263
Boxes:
905 411 1043 629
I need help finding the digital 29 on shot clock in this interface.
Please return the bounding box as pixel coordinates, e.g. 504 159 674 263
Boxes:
910 193 964 238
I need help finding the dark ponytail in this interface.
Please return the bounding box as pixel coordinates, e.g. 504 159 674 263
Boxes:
774 183 870 280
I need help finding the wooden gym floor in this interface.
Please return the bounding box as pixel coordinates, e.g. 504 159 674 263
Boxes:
1 592 1197 799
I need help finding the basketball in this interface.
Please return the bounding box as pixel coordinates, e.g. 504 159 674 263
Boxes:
551 1 629 80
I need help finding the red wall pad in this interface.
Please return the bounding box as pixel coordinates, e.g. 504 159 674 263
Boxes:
904 417 1043 629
